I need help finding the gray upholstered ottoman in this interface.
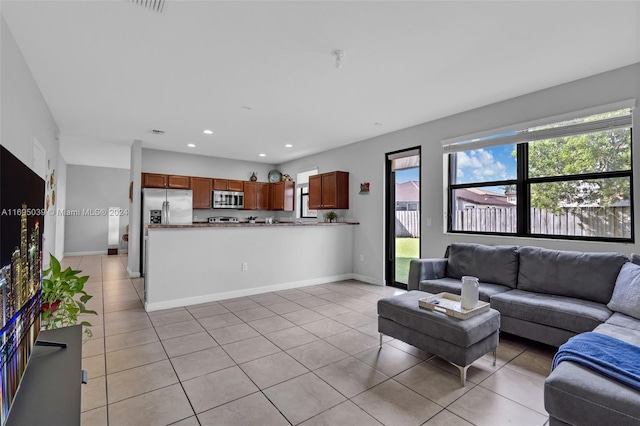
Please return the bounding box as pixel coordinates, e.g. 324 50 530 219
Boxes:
378 291 500 385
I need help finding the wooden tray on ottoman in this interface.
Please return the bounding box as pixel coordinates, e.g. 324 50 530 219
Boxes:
418 292 490 320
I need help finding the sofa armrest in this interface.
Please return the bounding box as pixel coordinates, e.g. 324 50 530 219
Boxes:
408 258 448 291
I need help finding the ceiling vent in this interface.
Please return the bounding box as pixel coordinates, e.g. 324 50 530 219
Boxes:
151 129 165 135
129 0 165 13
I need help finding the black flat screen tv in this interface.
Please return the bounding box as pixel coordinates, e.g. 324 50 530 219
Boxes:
0 145 45 425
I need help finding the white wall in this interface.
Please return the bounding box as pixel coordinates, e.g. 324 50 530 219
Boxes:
277 143 386 284
128 140 142 276
64 164 130 255
145 225 354 311
142 148 275 182
1 16 61 263
142 148 279 223
278 63 640 285
54 157 67 258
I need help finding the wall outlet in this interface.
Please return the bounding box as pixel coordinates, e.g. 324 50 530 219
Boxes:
425 217 432 227
241 262 248 271
359 254 364 262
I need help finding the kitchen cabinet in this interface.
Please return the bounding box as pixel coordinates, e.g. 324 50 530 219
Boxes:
142 173 191 189
213 179 227 190
191 177 212 209
228 180 244 191
243 181 271 210
309 171 349 209
142 173 168 188
213 179 244 191
271 181 295 211
168 175 191 189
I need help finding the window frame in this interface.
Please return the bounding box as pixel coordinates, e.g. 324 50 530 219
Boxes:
447 116 634 243
299 184 317 219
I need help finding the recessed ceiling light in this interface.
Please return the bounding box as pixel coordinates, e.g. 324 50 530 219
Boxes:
241 106 253 110
151 129 165 134
374 122 382 126
285 144 293 148
203 129 213 135
187 143 196 148
259 153 266 157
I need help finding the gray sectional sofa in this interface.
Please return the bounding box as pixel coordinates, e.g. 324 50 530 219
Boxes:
408 243 640 426
408 243 628 347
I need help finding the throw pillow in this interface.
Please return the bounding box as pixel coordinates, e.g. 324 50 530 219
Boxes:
608 262 640 320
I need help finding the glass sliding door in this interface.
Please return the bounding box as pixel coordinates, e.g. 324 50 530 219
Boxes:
385 147 421 288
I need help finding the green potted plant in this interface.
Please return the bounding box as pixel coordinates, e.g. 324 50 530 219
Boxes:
41 254 98 338
323 211 338 223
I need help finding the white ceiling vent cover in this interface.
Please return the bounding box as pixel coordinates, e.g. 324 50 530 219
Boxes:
129 0 165 13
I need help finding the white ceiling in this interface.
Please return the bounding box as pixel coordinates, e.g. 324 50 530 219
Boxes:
3 1 639 169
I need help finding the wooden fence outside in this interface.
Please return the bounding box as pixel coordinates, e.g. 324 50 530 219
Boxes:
455 206 631 238
396 211 420 238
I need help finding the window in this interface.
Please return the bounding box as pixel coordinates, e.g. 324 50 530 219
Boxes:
296 169 318 219
300 185 317 218
446 107 633 241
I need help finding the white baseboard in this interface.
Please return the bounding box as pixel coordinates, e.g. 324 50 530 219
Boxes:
64 250 107 257
145 274 353 312
350 273 384 286
127 267 141 278
64 250 128 257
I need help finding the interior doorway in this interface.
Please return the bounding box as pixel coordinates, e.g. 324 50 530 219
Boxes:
385 147 421 289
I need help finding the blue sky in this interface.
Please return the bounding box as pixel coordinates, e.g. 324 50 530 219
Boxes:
455 144 517 190
394 145 517 193
396 168 419 184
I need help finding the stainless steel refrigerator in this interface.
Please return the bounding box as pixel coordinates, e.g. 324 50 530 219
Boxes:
141 188 193 276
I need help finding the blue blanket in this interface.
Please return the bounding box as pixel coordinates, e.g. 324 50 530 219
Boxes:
553 332 640 391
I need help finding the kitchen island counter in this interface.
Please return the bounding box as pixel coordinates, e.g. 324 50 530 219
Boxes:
146 221 359 229
144 221 359 311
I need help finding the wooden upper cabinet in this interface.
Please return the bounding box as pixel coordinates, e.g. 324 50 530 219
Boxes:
257 182 270 210
309 171 349 209
142 173 191 189
213 179 243 191
213 179 228 190
168 175 191 189
228 180 244 191
191 177 212 209
243 181 272 210
243 181 257 210
142 173 168 188
308 174 323 210
271 181 295 211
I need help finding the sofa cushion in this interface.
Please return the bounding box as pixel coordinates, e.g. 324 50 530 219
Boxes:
418 278 511 303
445 243 519 288
605 312 640 332
490 289 611 334
545 359 640 426
517 247 627 304
595 323 640 346
608 262 640 320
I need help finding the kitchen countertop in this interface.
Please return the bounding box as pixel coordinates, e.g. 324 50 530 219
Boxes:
146 221 359 229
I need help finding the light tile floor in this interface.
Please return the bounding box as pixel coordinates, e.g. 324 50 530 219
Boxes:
71 255 555 426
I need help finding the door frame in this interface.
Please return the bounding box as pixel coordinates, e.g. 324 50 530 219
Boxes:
385 146 421 289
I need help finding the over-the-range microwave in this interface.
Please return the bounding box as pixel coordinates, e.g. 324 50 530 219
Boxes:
213 190 244 209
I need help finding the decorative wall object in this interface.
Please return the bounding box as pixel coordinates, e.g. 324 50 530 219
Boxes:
44 168 55 212
360 182 370 194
